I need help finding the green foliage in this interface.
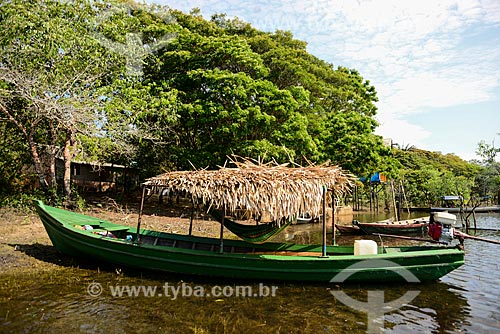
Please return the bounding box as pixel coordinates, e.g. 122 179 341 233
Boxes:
473 163 500 198
473 137 500 200
320 111 393 176
0 185 61 209
160 67 317 168
0 122 31 195
476 140 499 164
0 0 128 198
139 9 387 173
2 0 485 208
394 148 478 206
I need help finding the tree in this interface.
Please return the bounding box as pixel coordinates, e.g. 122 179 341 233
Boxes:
0 120 32 195
476 138 499 164
2 0 435 201
0 0 179 198
166 68 315 168
147 23 317 168
246 30 386 173
0 0 126 198
144 13 391 171
393 147 479 206
474 136 500 203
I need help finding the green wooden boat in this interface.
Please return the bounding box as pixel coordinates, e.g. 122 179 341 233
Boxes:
34 200 464 283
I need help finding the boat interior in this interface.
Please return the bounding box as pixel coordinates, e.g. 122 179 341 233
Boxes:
71 220 437 257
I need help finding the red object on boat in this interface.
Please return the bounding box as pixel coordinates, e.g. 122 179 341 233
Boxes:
428 223 442 241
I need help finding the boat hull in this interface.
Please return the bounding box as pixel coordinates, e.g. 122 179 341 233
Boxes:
357 223 427 235
355 218 429 236
335 224 364 235
34 201 464 283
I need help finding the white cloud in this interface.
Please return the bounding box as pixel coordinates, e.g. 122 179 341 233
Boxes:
375 114 431 149
482 0 500 23
314 0 500 156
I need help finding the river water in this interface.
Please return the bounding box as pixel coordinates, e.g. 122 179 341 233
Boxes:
1 213 499 333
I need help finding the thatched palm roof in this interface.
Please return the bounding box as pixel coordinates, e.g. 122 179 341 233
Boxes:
143 158 355 221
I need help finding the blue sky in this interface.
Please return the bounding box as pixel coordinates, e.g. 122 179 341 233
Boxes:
148 0 500 161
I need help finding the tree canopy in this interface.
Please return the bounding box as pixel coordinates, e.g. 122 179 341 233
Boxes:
0 0 487 207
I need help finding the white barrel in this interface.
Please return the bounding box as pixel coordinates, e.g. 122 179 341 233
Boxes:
354 240 378 256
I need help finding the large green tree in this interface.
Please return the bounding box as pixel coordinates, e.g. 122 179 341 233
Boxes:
0 0 174 197
0 0 117 196
1 0 416 202
144 19 318 169
140 10 390 174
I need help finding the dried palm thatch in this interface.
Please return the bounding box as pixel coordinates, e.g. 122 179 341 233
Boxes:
143 157 355 221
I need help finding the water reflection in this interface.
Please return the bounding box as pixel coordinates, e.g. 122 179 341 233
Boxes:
440 213 500 333
0 267 471 334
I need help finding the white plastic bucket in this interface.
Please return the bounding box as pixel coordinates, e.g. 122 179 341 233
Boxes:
354 240 378 256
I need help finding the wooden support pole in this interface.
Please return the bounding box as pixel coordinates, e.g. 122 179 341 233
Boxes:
322 185 327 257
369 182 373 211
136 186 147 242
188 197 194 236
391 181 397 220
331 188 336 246
219 205 225 253
397 182 402 221
455 230 500 245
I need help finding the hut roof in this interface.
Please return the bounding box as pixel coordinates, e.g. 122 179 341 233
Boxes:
143 158 355 221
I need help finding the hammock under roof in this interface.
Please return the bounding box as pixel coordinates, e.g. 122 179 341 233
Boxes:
208 208 294 243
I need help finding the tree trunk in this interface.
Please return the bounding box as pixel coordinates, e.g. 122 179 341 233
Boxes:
62 133 76 198
48 125 57 190
0 104 49 190
48 147 57 190
28 138 49 190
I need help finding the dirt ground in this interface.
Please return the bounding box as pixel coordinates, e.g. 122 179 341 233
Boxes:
0 196 230 275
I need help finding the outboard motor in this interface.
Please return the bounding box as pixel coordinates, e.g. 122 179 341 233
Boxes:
428 212 457 243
